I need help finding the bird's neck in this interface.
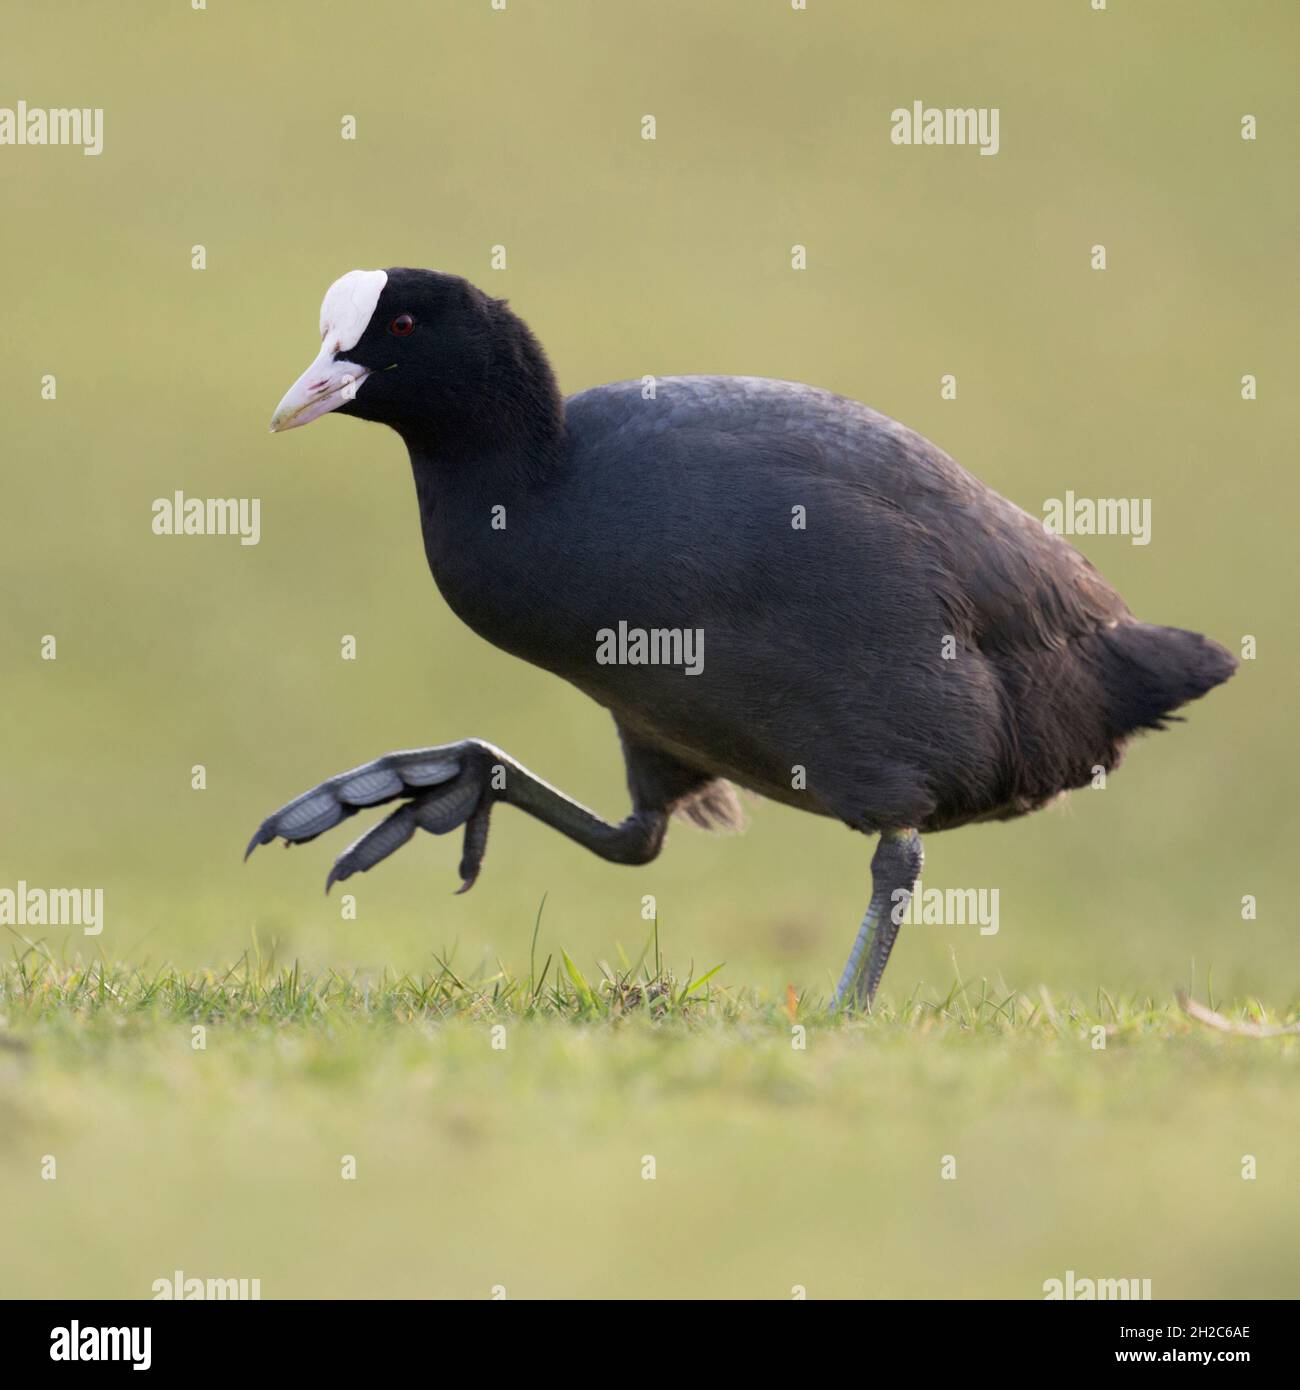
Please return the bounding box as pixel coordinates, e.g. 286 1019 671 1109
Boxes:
406 426 568 658
407 433 560 526
399 304 567 487
402 392 564 486
401 302 570 650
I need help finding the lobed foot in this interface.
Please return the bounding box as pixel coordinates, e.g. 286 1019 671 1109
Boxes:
244 741 499 893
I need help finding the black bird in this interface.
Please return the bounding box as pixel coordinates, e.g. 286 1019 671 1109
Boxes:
247 267 1236 1010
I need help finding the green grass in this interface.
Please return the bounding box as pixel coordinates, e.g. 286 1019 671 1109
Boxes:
6 937 1296 1037
3 936 1298 1300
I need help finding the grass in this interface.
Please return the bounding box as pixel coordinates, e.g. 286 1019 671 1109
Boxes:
8 928 1297 1036
3 932 1298 1300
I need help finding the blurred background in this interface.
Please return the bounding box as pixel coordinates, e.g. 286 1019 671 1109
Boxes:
1 0 1297 1300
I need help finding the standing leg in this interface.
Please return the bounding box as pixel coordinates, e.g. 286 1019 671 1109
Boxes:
830 828 924 1014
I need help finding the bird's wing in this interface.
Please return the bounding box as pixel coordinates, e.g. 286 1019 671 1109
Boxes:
565 375 1128 655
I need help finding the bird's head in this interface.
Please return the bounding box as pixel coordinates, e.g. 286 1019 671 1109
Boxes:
269 267 556 453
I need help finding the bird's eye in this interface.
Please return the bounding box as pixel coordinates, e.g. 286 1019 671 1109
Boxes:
389 314 415 337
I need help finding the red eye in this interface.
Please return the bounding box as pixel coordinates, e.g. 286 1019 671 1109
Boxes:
390 314 415 336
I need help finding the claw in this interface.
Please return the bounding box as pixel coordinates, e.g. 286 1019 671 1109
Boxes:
455 800 492 892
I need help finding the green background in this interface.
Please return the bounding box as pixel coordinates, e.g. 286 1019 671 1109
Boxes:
1 0 1295 1300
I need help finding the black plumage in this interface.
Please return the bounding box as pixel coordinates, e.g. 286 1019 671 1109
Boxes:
249 268 1236 1008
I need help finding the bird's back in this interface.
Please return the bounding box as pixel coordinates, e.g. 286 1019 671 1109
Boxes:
489 376 1234 832
566 375 1128 639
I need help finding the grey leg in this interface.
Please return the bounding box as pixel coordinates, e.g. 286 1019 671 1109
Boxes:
245 739 668 892
830 828 924 1014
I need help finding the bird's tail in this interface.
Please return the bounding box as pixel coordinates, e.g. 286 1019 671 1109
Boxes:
1094 620 1237 735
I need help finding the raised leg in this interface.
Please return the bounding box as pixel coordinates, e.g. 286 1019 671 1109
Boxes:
830 828 924 1014
245 739 668 892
